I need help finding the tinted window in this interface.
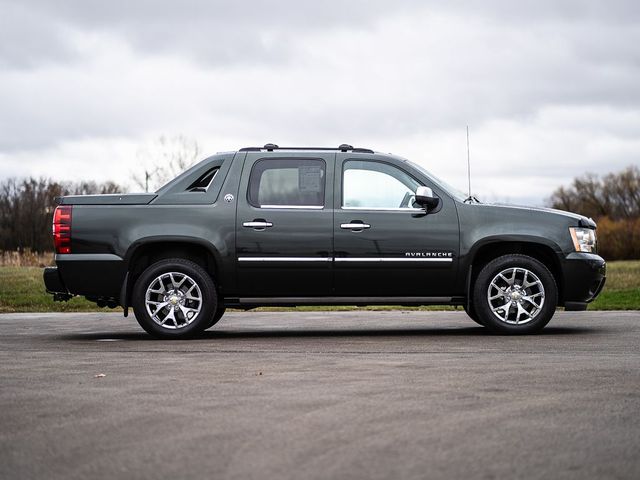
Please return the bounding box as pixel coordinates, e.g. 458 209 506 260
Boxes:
248 158 326 208
343 160 421 208
186 167 218 192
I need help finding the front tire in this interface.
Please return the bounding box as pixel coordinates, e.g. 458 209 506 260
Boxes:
132 258 217 339
205 306 226 330
473 254 557 334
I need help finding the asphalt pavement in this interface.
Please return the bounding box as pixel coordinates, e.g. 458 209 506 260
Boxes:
1 310 639 480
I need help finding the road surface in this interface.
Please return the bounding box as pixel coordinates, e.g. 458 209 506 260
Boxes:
1 310 639 479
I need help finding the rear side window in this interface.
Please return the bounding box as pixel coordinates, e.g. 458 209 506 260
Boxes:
186 167 219 192
248 158 326 208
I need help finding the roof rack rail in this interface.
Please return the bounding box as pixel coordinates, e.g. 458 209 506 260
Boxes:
239 144 374 154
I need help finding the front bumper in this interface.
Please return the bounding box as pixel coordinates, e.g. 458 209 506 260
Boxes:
561 252 606 310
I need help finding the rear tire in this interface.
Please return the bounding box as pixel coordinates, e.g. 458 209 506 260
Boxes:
473 254 557 334
132 258 217 339
464 304 485 326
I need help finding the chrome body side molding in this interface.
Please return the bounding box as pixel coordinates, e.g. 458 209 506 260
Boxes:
334 257 453 263
238 257 452 263
238 257 332 262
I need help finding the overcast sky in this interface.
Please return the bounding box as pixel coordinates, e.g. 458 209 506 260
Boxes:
1 0 639 204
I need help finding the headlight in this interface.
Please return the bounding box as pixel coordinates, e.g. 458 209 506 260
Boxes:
569 227 596 253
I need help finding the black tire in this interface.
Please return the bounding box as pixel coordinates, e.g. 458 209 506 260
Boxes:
472 254 557 334
464 304 485 326
132 258 217 339
205 306 226 330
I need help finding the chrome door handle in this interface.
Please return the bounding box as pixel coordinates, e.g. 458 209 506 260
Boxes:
340 222 371 230
243 221 273 228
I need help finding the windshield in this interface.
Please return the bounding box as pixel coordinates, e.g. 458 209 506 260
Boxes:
404 160 470 202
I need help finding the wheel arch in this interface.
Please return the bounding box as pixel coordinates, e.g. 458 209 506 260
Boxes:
465 237 564 307
121 236 222 309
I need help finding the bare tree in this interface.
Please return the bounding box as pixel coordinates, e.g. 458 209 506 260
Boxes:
548 166 640 220
548 165 640 259
602 167 640 219
132 135 201 192
0 178 126 252
71 181 122 196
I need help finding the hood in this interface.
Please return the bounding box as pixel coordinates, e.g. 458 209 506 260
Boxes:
478 202 597 228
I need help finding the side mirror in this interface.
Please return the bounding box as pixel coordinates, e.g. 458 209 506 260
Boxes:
414 186 439 210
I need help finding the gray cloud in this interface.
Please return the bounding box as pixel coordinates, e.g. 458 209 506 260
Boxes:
5 0 640 67
1 0 416 68
0 3 80 68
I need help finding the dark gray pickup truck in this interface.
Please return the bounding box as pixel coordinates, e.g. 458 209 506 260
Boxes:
44 144 606 338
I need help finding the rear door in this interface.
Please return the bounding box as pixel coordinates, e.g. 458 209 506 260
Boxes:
333 154 459 297
235 152 334 297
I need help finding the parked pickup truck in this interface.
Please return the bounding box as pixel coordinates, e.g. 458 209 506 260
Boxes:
44 144 606 338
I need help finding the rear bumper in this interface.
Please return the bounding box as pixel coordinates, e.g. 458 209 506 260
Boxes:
561 252 606 309
47 253 126 298
43 266 67 293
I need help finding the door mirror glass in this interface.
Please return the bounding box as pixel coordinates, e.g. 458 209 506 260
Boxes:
414 186 439 210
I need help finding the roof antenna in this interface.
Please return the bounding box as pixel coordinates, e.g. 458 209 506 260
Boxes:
466 125 471 198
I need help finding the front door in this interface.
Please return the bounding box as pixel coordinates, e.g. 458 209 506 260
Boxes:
333 155 459 297
236 152 334 297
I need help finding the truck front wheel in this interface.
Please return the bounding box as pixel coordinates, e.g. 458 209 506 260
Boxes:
206 306 226 330
132 258 217 339
472 254 557 334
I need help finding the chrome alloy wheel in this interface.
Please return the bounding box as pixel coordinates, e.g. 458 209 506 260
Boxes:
144 272 203 329
487 267 545 325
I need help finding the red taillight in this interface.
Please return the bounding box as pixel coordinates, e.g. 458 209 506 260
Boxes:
53 206 72 254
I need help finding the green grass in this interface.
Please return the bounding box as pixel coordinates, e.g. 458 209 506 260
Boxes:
0 261 638 313
0 267 103 313
589 260 640 310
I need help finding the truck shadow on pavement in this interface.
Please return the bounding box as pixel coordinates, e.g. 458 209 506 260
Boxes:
63 325 597 342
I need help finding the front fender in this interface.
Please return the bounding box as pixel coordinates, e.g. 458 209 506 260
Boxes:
464 234 564 268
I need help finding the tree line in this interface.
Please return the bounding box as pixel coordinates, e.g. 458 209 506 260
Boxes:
548 165 640 260
0 178 125 253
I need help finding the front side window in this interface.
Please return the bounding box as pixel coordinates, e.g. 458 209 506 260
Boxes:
248 158 326 208
342 160 421 209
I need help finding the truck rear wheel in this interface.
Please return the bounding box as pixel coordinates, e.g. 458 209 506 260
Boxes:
463 304 485 326
472 254 557 334
132 258 217 339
